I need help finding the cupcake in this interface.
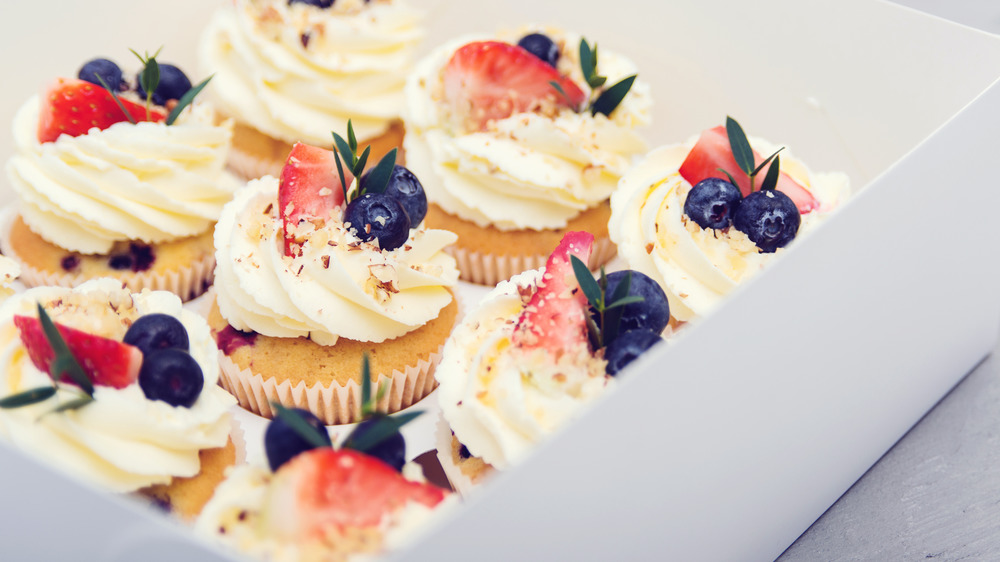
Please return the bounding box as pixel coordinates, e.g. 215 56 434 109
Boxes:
3 54 241 300
0 278 239 520
197 407 452 562
199 0 424 180
210 136 459 425
609 117 851 323
404 27 652 284
435 232 666 494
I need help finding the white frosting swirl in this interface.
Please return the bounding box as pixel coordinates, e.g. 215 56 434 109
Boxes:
609 141 850 322
436 269 610 470
214 177 458 345
404 29 652 230
5 97 242 254
199 0 423 145
0 279 236 492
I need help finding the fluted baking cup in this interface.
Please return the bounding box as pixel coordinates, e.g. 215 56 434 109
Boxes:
218 345 442 426
448 235 617 286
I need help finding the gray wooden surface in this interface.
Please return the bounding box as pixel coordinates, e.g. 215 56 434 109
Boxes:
778 3 1000 560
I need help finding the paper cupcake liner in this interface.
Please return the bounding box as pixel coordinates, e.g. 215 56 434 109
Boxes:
448 235 618 286
227 415 247 468
435 415 492 497
218 345 443 426
226 143 283 182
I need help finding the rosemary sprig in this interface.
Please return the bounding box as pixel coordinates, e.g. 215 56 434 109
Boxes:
724 116 784 192
94 75 137 125
272 403 331 449
578 38 636 117
332 120 398 204
131 47 163 121
571 257 644 349
166 75 213 126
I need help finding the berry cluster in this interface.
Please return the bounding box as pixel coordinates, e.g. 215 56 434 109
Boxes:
684 178 800 253
78 57 192 105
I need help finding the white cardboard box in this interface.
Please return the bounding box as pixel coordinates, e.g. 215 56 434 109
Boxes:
2 0 1000 560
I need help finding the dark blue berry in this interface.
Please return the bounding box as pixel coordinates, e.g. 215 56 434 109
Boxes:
60 255 80 272
264 408 332 472
344 193 411 251
108 254 133 270
343 415 406 472
124 313 190 357
363 165 427 225
604 329 662 376
136 64 192 106
288 0 334 7
138 349 204 407
732 189 801 253
78 58 124 91
684 178 743 230
517 33 559 68
600 270 670 342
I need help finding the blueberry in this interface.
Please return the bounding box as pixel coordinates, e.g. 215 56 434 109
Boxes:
136 63 192 106
343 415 406 472
599 270 670 342
604 329 662 376
79 58 125 91
362 165 427 225
517 33 559 68
108 254 133 270
264 408 332 472
732 189 801 253
124 313 190 356
60 255 80 272
684 178 743 230
288 0 334 7
344 193 411 251
138 349 204 407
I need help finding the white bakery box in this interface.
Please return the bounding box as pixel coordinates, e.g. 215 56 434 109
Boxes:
1 0 999 560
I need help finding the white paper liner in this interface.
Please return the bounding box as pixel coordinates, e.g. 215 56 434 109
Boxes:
0 212 215 301
218 345 443 426
447 235 617 285
226 143 283 182
435 415 492 497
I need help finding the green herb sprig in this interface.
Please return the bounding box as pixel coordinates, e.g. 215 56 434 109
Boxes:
166 75 213 126
126 47 213 126
721 116 784 192
570 257 644 349
94 74 137 125
272 402 332 448
578 38 637 118
0 304 95 413
332 120 398 205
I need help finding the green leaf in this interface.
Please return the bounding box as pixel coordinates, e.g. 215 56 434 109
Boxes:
166 75 212 126
48 395 95 414
36 304 93 396
760 154 781 191
272 402 331 449
353 145 371 180
602 271 632 344
93 74 137 125
343 411 423 454
332 132 355 169
716 167 739 187
726 116 755 176
347 120 358 153
570 255 602 310
751 147 784 178
333 148 349 203
362 148 397 195
0 386 56 409
579 39 595 82
360 353 372 416
590 74 635 117
585 314 601 350
605 295 645 309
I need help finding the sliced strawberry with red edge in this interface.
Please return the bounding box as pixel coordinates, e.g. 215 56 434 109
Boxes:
13 315 143 389
678 125 819 213
278 142 349 256
512 231 594 354
261 448 448 540
443 41 587 131
37 78 166 144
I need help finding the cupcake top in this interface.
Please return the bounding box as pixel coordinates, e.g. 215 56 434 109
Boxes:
196 448 453 562
214 141 458 345
609 124 850 322
0 255 20 302
199 0 424 145
404 26 652 231
0 278 236 492
5 58 241 255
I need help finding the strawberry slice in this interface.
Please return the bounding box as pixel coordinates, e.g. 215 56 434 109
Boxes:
13 315 143 389
37 78 166 144
443 41 586 131
512 231 594 354
278 142 349 256
678 125 819 213
261 448 448 540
